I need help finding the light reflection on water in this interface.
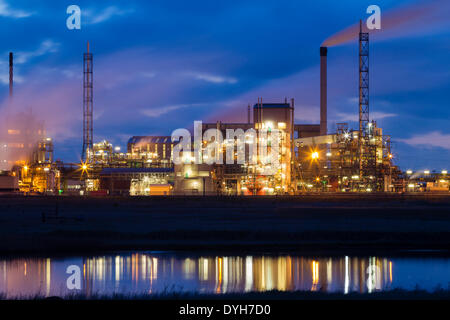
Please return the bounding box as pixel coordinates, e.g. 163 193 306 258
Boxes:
0 253 449 298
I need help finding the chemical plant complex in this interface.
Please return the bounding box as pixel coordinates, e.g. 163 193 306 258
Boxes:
0 23 448 196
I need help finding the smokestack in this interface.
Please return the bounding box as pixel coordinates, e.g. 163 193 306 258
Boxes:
9 52 13 100
320 46 327 136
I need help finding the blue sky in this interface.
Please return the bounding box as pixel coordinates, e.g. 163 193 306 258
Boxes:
0 0 449 171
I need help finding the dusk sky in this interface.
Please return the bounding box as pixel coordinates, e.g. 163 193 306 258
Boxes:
0 0 449 171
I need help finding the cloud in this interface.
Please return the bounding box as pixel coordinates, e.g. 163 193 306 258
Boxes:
0 0 33 18
187 72 238 84
0 72 24 85
398 131 450 150
334 112 397 122
0 60 24 85
87 6 134 24
141 104 198 118
15 40 60 64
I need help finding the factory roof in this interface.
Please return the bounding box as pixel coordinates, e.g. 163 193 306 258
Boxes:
253 103 291 109
128 136 172 145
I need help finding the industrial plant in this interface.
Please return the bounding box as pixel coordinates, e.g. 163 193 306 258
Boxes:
0 22 448 196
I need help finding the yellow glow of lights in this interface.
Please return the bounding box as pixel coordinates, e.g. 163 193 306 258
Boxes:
389 261 393 283
312 260 319 290
442 170 448 175
424 170 430 175
23 165 28 171
406 170 413 175
79 161 90 176
311 151 319 160
264 121 274 129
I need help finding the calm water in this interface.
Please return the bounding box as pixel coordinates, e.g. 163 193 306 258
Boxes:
0 252 449 298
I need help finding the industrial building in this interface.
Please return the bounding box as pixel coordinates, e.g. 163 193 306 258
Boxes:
1 24 447 196
0 53 60 194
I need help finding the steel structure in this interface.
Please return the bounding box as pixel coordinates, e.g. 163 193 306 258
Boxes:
82 42 93 162
358 20 377 190
358 21 369 135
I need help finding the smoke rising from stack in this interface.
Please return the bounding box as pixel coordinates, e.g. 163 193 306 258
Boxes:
0 110 45 170
322 0 446 47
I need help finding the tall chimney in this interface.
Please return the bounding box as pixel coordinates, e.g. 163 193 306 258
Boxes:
9 52 13 100
320 46 327 136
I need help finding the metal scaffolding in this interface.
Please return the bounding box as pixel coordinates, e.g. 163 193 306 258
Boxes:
82 42 93 162
358 20 377 190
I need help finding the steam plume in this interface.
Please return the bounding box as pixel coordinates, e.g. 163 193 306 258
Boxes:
323 0 448 47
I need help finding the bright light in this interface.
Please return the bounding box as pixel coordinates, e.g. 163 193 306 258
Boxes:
408 184 415 188
82 164 87 170
343 132 350 139
424 170 430 175
277 122 286 129
366 188 372 192
264 121 274 129
44 167 50 172
114 146 121 152
351 175 359 180
326 152 332 157
406 170 413 175
442 170 448 175
23 166 28 171
389 154 393 159
311 151 319 160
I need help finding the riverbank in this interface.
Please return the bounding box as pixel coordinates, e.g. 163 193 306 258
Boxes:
3 289 450 300
1 194 450 255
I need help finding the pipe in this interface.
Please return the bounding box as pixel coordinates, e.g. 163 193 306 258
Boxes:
320 46 327 136
9 52 13 100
